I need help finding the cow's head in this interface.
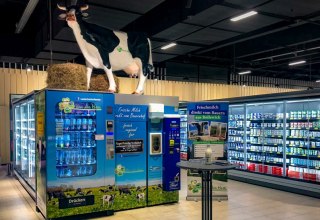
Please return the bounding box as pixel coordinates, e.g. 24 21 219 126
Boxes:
57 3 89 23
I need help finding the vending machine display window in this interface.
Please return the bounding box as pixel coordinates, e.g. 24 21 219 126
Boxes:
55 101 97 178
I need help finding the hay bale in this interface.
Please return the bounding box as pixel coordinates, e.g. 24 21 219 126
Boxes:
46 63 87 90
89 74 120 93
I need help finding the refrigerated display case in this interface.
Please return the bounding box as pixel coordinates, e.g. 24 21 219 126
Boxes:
13 93 36 197
225 90 320 198
179 108 188 160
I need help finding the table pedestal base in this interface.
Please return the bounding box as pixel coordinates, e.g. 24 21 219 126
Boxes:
201 170 213 220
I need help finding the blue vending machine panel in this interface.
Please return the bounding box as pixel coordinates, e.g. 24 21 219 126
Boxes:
44 90 115 219
114 105 148 210
163 117 181 191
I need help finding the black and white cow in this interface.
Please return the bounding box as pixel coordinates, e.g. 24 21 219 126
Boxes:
136 192 145 202
102 194 115 207
57 2 153 95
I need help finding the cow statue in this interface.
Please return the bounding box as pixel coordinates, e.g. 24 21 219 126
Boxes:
57 2 153 94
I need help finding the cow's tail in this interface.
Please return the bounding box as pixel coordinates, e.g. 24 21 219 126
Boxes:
147 38 154 74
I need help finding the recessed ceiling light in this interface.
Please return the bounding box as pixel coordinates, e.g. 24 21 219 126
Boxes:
161 43 177 50
238 70 251 75
288 60 306 66
231 11 258 22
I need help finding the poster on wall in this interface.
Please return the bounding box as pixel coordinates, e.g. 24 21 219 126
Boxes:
187 102 228 160
186 102 229 201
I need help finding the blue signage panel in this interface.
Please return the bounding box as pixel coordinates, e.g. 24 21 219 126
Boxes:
163 117 181 191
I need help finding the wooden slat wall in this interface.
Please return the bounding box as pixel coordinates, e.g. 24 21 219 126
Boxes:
0 68 48 164
0 67 298 164
117 79 298 101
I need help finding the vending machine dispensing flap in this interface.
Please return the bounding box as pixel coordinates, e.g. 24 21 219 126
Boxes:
150 133 162 155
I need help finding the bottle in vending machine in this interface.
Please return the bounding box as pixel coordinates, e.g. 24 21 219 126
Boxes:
64 134 70 147
81 133 87 147
82 118 88 130
74 132 80 147
76 118 82 130
88 119 93 130
70 118 76 131
64 118 71 131
59 151 64 165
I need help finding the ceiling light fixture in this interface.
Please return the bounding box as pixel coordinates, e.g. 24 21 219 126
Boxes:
238 70 251 75
231 11 258 22
161 43 177 50
288 60 306 66
316 80 320 83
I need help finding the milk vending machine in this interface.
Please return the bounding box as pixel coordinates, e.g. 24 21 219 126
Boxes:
33 89 180 219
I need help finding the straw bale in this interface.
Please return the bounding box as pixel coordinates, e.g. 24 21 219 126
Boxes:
89 74 119 93
46 63 87 90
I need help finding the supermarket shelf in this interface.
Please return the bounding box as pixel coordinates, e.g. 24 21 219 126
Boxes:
247 150 283 155
286 154 320 159
228 134 244 137
62 129 97 133
250 143 283 147
287 145 320 150
248 119 283 122
229 127 245 130
228 141 244 144
247 159 284 166
287 118 320 121
264 135 283 139
56 145 97 150
289 127 320 130
287 136 309 140
56 161 97 167
228 156 244 161
228 148 244 152
250 127 284 130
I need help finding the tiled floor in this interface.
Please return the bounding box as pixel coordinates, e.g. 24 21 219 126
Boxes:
0 164 319 220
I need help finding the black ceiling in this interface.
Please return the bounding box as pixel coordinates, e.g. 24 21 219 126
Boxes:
1 0 320 82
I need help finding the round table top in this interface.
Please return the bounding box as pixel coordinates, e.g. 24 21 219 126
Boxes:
177 160 237 171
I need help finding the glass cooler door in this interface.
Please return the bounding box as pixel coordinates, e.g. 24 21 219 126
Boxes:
286 99 320 183
27 99 36 188
20 102 29 178
55 102 98 178
14 105 22 172
179 108 188 160
246 102 285 177
228 105 246 169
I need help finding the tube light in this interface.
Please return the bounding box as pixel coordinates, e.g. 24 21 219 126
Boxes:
161 43 177 50
316 80 320 83
231 11 257 22
15 0 39 33
288 60 306 66
238 70 251 75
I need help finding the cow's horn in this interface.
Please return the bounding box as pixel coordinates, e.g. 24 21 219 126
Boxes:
81 4 89 11
57 4 66 11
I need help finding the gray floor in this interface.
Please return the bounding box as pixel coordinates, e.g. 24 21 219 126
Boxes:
0 165 319 220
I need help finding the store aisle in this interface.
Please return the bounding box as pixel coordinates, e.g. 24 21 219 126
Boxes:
0 165 319 220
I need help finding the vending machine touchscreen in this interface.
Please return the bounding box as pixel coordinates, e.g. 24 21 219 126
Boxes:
163 116 181 191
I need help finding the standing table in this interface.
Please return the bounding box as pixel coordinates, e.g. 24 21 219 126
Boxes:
177 160 236 220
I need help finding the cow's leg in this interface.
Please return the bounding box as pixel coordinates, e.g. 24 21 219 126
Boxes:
103 67 116 93
86 62 93 90
133 58 147 95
